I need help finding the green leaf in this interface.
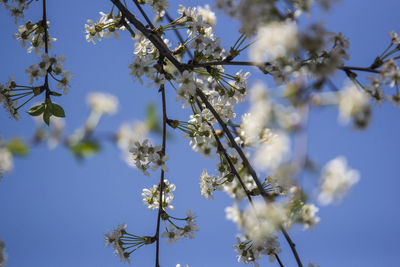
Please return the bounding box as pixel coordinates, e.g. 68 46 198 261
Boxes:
27 103 45 116
7 138 29 156
43 105 51 126
50 103 66 118
146 103 159 132
69 140 100 159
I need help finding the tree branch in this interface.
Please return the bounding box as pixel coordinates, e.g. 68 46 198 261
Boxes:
154 56 167 267
111 1 303 266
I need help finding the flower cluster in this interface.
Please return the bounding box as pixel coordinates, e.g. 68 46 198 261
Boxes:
161 210 199 245
105 223 154 263
116 121 149 166
25 54 72 93
14 21 57 56
144 0 169 17
142 179 175 210
85 12 126 44
234 236 282 266
1 0 30 23
0 76 20 120
199 169 224 199
130 139 169 176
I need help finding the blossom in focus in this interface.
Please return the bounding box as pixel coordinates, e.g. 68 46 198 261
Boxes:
318 156 360 205
87 92 118 115
250 20 298 62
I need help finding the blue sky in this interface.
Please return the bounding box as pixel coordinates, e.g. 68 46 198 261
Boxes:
1 0 399 266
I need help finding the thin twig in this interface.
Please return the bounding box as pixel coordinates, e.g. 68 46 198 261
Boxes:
339 66 380 73
154 57 167 267
188 61 271 68
42 0 49 90
275 253 284 267
194 98 253 205
165 12 194 60
132 0 155 29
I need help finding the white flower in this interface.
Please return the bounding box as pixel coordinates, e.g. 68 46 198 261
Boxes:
175 70 200 97
161 224 180 245
338 82 369 125
142 180 175 210
199 169 223 199
25 64 41 84
240 82 271 144
197 5 216 27
241 201 287 245
0 148 13 179
57 71 73 94
308 261 320 267
253 129 290 171
318 156 360 205
145 0 169 17
250 20 298 61
301 204 320 230
225 204 242 225
87 92 118 115
149 153 169 172
389 31 400 44
134 35 155 56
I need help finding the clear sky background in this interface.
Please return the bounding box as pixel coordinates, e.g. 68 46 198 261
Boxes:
1 0 399 266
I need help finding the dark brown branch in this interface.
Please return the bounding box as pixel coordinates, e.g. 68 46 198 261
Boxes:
280 226 302 267
42 0 48 54
194 98 253 204
42 0 50 96
154 80 167 267
275 253 284 267
188 60 381 75
188 61 271 68
111 0 184 71
111 1 303 266
339 66 380 74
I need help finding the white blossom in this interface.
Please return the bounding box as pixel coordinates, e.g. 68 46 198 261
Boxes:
0 148 13 179
318 156 360 205
87 92 118 115
338 82 370 125
250 20 299 62
253 129 290 171
301 204 320 230
142 179 175 210
199 169 223 199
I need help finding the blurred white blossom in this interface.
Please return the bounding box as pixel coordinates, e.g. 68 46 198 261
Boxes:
87 92 118 115
318 156 360 205
250 20 298 62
